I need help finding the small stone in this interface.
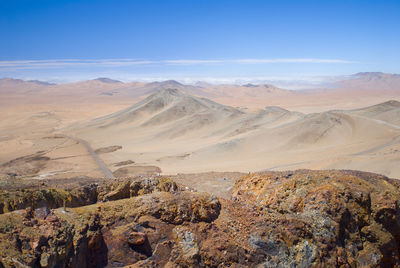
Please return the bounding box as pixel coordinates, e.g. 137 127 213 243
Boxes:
46 215 58 223
35 207 50 219
127 232 146 246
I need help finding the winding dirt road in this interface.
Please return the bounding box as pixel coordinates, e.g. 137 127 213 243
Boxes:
63 135 115 179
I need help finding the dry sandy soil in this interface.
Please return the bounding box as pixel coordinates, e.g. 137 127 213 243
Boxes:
1 72 400 187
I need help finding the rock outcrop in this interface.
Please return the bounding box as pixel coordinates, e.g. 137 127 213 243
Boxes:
98 177 178 201
0 170 399 267
233 170 400 267
0 177 179 214
0 191 220 267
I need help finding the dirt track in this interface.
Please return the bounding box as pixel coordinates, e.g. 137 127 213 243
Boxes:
63 135 115 179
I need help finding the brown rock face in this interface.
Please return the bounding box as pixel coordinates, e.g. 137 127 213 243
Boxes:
0 177 178 214
97 177 179 201
232 170 400 267
0 170 399 267
0 184 99 214
0 191 221 267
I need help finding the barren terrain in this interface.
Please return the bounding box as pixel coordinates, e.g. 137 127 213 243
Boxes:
1 72 400 184
1 72 400 267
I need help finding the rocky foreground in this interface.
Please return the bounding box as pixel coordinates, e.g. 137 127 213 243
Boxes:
0 170 400 267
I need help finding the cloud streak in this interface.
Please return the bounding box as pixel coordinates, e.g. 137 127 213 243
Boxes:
0 58 357 70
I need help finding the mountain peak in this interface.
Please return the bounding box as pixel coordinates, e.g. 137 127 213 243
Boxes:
153 88 184 96
147 88 186 102
27 80 55 85
354 72 384 77
148 80 183 87
381 100 400 107
352 72 391 80
264 106 289 113
0 78 53 85
243 83 258 87
162 80 182 85
93 77 122 84
0 78 24 83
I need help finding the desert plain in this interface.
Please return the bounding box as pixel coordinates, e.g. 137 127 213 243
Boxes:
1 72 400 186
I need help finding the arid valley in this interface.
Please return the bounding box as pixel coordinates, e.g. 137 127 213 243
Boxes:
1 72 400 182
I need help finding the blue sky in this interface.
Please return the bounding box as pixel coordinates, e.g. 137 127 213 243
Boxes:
1 0 399 83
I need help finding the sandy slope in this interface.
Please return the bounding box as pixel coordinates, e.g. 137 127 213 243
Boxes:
1 73 400 179
0 103 124 180
68 89 400 177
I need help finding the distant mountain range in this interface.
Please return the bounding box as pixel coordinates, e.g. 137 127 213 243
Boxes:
1 72 399 112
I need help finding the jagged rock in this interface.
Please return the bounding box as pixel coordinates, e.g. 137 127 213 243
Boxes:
98 177 179 202
127 232 146 246
172 226 199 265
0 190 221 267
0 177 178 214
69 183 99 206
100 180 131 201
232 169 400 267
35 206 50 219
46 215 58 223
0 185 98 214
0 170 399 267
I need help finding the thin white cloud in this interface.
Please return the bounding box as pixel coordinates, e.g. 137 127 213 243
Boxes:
0 58 357 70
163 59 223 65
232 58 355 64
